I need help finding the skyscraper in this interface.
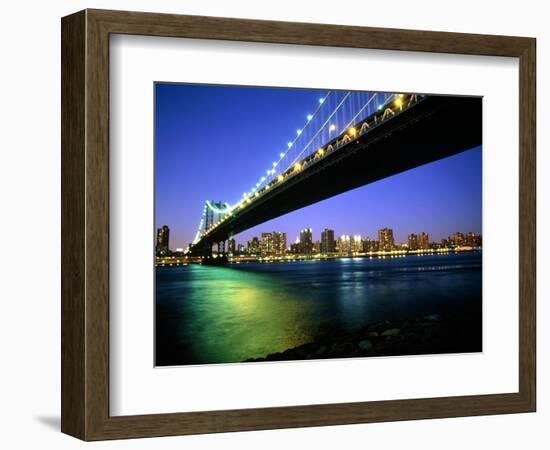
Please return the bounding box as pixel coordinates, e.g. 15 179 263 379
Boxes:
320 228 335 254
338 235 351 256
248 236 260 255
260 232 287 256
408 233 419 250
155 225 170 256
352 235 362 253
378 228 394 251
260 233 272 256
299 228 313 255
227 238 236 255
419 232 429 250
272 232 287 256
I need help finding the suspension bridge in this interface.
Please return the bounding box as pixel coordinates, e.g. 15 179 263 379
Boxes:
187 91 482 261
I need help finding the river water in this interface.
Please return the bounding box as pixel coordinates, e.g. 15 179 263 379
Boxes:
155 252 482 366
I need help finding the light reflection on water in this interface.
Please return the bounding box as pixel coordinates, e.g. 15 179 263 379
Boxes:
155 252 481 366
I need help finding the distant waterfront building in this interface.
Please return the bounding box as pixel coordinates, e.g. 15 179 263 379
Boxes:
228 238 236 255
338 235 352 256
440 232 481 248
313 240 321 254
300 228 313 255
465 232 481 247
156 225 170 256
290 242 301 254
237 243 246 255
260 233 272 256
248 236 260 255
408 233 419 250
320 228 336 254
352 235 362 253
260 232 287 256
453 232 465 247
419 232 429 250
378 228 394 251
362 238 379 253
274 232 287 256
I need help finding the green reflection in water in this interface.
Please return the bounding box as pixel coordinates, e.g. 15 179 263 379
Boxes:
176 265 314 363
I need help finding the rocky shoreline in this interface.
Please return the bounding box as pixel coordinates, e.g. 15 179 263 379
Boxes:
244 309 482 362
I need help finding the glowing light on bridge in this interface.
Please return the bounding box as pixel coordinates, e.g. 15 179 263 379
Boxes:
329 124 336 132
319 97 325 104
294 162 302 172
277 174 284 182
307 114 313 121
348 127 357 136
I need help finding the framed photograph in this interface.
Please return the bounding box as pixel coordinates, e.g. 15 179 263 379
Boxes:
61 9 536 440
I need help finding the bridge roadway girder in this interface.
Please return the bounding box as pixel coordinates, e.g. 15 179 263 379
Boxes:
192 95 482 253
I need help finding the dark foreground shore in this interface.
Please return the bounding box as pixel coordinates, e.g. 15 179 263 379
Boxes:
244 308 482 363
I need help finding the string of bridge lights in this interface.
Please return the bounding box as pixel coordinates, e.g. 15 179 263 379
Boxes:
238 91 333 206
192 91 405 245
191 92 332 246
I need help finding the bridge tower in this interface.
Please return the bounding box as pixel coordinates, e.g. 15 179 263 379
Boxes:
203 200 228 233
191 200 232 263
205 205 214 232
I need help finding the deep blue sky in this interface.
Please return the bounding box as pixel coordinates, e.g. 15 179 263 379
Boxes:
155 83 482 249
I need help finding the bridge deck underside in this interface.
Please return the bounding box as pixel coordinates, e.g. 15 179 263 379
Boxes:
193 95 482 252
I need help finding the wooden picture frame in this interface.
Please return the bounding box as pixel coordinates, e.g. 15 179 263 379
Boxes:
61 9 536 441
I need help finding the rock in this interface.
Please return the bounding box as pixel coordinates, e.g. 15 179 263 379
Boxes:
381 328 400 337
424 314 440 321
331 341 355 354
358 340 373 351
341 342 356 354
316 345 327 355
242 311 479 363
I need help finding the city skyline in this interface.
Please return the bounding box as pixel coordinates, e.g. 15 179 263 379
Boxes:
155 83 482 250
156 223 481 256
